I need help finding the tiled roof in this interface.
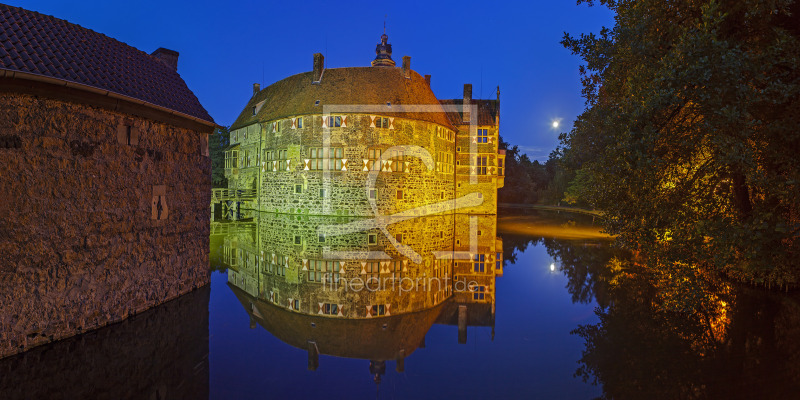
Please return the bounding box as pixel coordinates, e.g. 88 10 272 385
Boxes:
439 99 499 127
231 66 452 130
0 4 213 124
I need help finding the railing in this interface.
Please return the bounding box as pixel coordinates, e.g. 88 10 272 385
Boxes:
210 221 257 235
211 188 258 202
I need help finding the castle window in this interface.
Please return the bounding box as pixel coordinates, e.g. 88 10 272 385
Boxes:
391 260 403 280
367 149 382 171
436 151 453 173
365 262 379 281
388 149 407 173
368 234 377 244
309 260 340 283
474 254 486 273
326 116 342 128
369 189 377 199
322 303 339 315
395 233 404 243
225 150 239 168
476 156 488 175
309 147 344 171
396 189 404 200
314 100 320 106
477 129 488 143
386 102 391 107
294 235 302 245
278 149 288 170
252 106 256 116
375 117 390 129
318 234 326 243
268 255 286 276
371 305 386 317
297 117 304 129
291 299 300 310
471 285 486 300
498 158 504 176
320 188 327 198
117 124 139 146
295 184 303 194
265 149 289 172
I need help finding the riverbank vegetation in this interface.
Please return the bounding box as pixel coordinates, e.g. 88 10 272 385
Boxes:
559 0 800 287
209 126 229 188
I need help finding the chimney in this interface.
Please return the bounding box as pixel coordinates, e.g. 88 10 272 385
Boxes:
253 83 260 96
313 53 325 82
151 48 179 71
496 85 501 124
463 83 472 103
424 74 431 86
463 83 472 123
402 56 411 78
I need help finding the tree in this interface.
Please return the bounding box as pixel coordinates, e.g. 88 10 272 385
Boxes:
209 126 229 188
562 0 800 286
499 137 574 205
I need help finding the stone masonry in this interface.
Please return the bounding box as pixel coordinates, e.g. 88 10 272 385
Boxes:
0 93 211 358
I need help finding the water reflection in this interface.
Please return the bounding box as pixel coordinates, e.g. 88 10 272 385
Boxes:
498 211 800 398
570 259 800 399
213 212 502 381
0 286 210 400
4 210 796 398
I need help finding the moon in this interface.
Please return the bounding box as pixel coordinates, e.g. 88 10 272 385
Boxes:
552 121 559 128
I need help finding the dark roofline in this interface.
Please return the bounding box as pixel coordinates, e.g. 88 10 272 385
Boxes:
0 4 214 125
230 66 454 131
1 69 216 133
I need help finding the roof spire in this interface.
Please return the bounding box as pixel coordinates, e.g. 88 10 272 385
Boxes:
371 22 395 67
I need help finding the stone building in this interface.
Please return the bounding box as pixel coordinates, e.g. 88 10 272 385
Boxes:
0 5 215 358
216 210 503 375
221 32 504 218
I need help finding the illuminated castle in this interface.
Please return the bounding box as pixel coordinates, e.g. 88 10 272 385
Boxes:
220 32 504 218
215 211 502 374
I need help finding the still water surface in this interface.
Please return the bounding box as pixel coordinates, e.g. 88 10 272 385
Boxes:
1 211 798 399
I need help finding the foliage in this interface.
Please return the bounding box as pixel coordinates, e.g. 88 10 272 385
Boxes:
571 257 800 399
562 0 800 285
498 138 575 205
209 125 229 188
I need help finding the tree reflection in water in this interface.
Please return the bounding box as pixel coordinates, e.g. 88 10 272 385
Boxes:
568 258 800 399
500 212 800 399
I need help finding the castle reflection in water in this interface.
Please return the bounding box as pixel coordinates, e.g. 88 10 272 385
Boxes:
211 212 501 382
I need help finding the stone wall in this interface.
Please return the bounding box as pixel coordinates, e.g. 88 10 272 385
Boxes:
0 93 211 359
223 213 456 319
454 123 503 215
227 114 456 217
219 212 501 320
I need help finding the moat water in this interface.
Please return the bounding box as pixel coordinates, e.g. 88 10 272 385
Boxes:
2 211 799 399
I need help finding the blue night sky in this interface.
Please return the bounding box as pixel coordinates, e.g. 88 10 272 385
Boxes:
13 0 614 161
